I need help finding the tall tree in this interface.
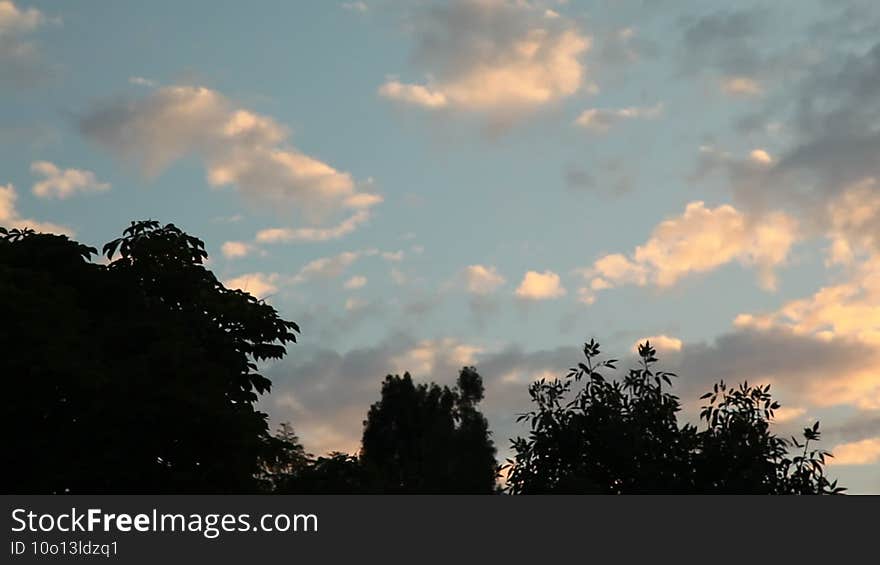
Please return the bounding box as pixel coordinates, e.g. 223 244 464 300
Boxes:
360 368 497 493
2 222 298 493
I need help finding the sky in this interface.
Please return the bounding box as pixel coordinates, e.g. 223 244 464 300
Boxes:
2 0 880 493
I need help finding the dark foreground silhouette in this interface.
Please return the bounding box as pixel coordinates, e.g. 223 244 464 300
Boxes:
505 341 844 494
1 222 844 494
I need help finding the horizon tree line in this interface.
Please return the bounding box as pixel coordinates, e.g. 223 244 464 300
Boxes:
1 221 845 494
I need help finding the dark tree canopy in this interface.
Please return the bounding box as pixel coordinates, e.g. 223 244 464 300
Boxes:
505 340 845 494
2 222 847 495
2 222 298 493
360 368 498 493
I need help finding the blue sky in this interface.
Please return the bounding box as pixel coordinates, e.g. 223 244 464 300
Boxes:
3 0 880 493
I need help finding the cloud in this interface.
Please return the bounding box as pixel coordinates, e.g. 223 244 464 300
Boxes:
463 264 506 295
830 437 880 466
381 250 404 262
580 201 799 297
223 272 281 298
255 209 375 244
735 254 880 348
344 296 368 312
227 248 404 300
390 338 482 376
220 240 253 259
564 159 634 197
716 41 880 233
342 1 368 13
632 335 683 353
259 322 880 467
573 103 663 133
515 270 566 300
668 327 880 412
390 267 408 286
0 1 54 85
291 251 362 285
80 84 378 223
825 178 880 265
378 0 590 119
379 81 448 108
720 76 763 97
0 183 72 235
260 335 489 455
726 187 880 411
678 9 766 82
748 148 773 165
128 76 156 87
772 406 807 423
343 275 367 290
30 161 110 199
596 26 643 66
0 0 42 34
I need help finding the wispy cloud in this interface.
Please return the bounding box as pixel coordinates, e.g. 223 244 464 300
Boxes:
30 161 110 199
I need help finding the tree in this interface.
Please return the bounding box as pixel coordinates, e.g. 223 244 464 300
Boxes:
360 368 497 493
2 222 299 493
257 422 311 492
277 453 369 494
260 422 369 494
505 339 845 494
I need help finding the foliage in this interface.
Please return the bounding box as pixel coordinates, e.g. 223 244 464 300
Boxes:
2 221 847 494
2 221 298 493
258 422 312 492
505 340 845 494
360 367 498 493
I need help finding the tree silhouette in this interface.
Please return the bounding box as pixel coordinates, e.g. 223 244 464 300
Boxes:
505 340 845 494
2 222 298 493
258 422 311 492
2 222 848 494
277 452 369 494
360 368 497 493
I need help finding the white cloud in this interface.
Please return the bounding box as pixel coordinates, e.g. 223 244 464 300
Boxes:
589 253 648 285
772 406 806 423
391 338 482 376
0 1 54 84
379 81 448 108
344 275 367 290
733 209 880 412
574 103 663 132
223 272 280 298
128 76 156 87
379 0 590 117
748 148 773 165
830 437 880 466
577 286 596 305
825 178 880 266
0 1 43 34
581 201 799 296
255 209 374 244
632 335 683 354
734 187 880 358
720 76 762 97
220 240 252 259
30 160 110 199
515 270 566 300
735 253 880 348
80 85 378 223
291 251 361 285
463 264 506 295
0 183 72 235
